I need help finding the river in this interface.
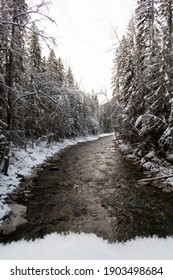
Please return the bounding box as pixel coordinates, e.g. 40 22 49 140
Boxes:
2 135 173 243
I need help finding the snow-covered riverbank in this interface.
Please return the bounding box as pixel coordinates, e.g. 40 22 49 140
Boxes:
0 232 173 259
0 133 113 221
117 140 173 192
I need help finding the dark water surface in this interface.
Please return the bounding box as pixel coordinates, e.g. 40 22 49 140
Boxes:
2 135 173 243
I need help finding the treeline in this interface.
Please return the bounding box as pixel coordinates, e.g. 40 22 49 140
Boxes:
112 0 173 156
0 0 102 174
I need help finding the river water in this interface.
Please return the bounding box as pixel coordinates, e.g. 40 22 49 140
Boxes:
2 135 173 243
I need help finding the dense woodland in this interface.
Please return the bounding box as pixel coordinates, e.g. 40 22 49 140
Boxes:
0 0 114 175
2 0 173 178
112 0 173 157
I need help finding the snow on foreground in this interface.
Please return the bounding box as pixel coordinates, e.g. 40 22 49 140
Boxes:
0 232 173 260
0 133 113 220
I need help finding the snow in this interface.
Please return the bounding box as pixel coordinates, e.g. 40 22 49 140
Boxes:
0 232 173 260
117 136 173 188
0 133 113 220
135 115 143 127
145 150 155 159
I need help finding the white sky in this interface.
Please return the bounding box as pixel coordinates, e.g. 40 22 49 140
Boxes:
42 0 137 98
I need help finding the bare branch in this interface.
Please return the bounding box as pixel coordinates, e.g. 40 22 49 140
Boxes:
112 27 129 55
1 21 55 43
16 10 56 24
12 93 36 107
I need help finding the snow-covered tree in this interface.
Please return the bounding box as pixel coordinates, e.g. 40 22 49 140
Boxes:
0 0 104 176
0 69 8 174
57 57 65 88
0 0 29 173
112 0 173 152
28 23 42 74
0 0 56 174
47 49 58 73
66 67 75 89
112 20 138 142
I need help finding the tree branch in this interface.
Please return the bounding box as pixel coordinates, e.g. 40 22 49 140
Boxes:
1 21 55 43
138 174 173 184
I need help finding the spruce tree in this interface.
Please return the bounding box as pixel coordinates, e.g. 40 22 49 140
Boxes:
66 67 75 89
28 23 42 74
47 49 58 73
57 57 65 88
0 0 28 173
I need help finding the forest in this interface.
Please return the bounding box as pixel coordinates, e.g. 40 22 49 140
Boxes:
112 0 173 160
0 0 115 176
1 0 173 177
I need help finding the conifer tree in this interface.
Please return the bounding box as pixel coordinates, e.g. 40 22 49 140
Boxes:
159 0 173 122
66 67 75 89
28 23 42 74
47 49 58 73
112 0 170 150
0 69 8 174
0 0 28 173
57 57 65 88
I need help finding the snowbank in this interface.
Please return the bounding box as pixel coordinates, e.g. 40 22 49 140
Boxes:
0 133 114 220
118 140 173 191
0 232 173 260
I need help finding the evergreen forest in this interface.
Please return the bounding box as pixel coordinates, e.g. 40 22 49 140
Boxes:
112 0 173 158
1 0 173 176
0 0 113 175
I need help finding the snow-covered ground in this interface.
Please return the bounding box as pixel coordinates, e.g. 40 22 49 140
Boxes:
119 142 173 190
0 133 113 220
0 232 173 259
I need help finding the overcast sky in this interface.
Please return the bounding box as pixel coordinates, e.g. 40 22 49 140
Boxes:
42 0 137 98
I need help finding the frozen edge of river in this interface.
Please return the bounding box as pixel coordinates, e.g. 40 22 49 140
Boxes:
0 133 114 221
